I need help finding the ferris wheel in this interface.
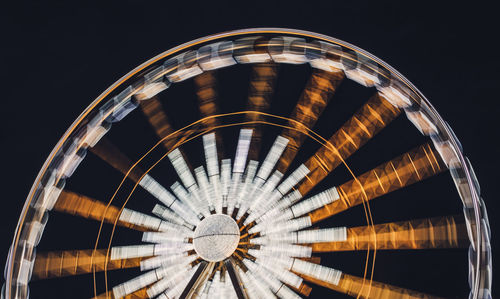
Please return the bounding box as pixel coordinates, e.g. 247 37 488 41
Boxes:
3 28 492 299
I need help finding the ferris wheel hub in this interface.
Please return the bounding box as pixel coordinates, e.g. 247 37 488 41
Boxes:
193 214 240 262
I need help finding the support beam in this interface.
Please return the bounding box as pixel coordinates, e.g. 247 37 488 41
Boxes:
276 70 344 174
53 191 156 232
32 249 147 280
225 258 248 299
245 63 278 160
301 272 443 299
298 93 401 196
311 216 468 252
309 143 446 223
89 136 144 183
139 96 176 151
179 261 211 299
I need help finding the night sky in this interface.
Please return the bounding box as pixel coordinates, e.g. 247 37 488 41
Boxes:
1 1 498 298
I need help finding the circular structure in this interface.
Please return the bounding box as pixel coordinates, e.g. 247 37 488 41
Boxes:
193 214 240 262
3 28 491 299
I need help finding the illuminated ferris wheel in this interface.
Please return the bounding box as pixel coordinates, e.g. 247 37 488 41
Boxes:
3 28 492 299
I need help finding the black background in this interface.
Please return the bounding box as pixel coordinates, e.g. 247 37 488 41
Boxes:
1 1 499 298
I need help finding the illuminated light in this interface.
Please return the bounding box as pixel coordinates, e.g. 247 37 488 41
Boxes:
162 264 200 299
134 66 171 101
194 71 222 140
168 148 197 189
203 133 220 177
135 82 169 101
142 231 190 244
291 259 342 286
250 227 347 246
298 93 401 196
431 138 461 169
171 181 205 219
254 256 303 288
276 71 343 173
256 189 302 223
377 81 413 108
203 133 223 214
243 259 301 299
239 267 276 298
139 96 175 150
290 186 339 218
147 264 198 298
233 129 253 174
32 249 145 280
233 37 272 64
406 109 439 136
245 63 278 161
34 174 64 211
256 135 289 181
268 36 308 64
303 272 438 299
194 166 215 211
220 159 232 211
235 160 259 215
309 143 445 223
119 208 193 234
255 216 312 236
255 243 312 258
82 123 110 148
99 86 139 123
226 129 253 215
250 164 310 221
164 50 203 83
140 253 197 271
244 170 283 223
53 191 153 232
311 216 466 252
152 204 193 229
112 270 159 298
305 40 344 73
343 52 381 87
197 41 237 71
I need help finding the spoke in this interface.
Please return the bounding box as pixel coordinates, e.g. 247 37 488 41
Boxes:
300 271 443 299
179 261 213 299
139 96 175 151
311 216 467 252
89 136 145 183
168 149 208 218
112 262 198 299
112 270 160 299
53 191 172 232
243 259 301 299
194 71 224 155
203 133 223 213
245 63 278 160
224 258 248 299
88 137 194 222
110 244 193 261
276 70 344 174
158 264 200 299
309 143 446 223
298 93 401 196
228 129 253 216
32 249 147 280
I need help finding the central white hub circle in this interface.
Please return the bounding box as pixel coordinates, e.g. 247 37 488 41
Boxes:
193 214 240 262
